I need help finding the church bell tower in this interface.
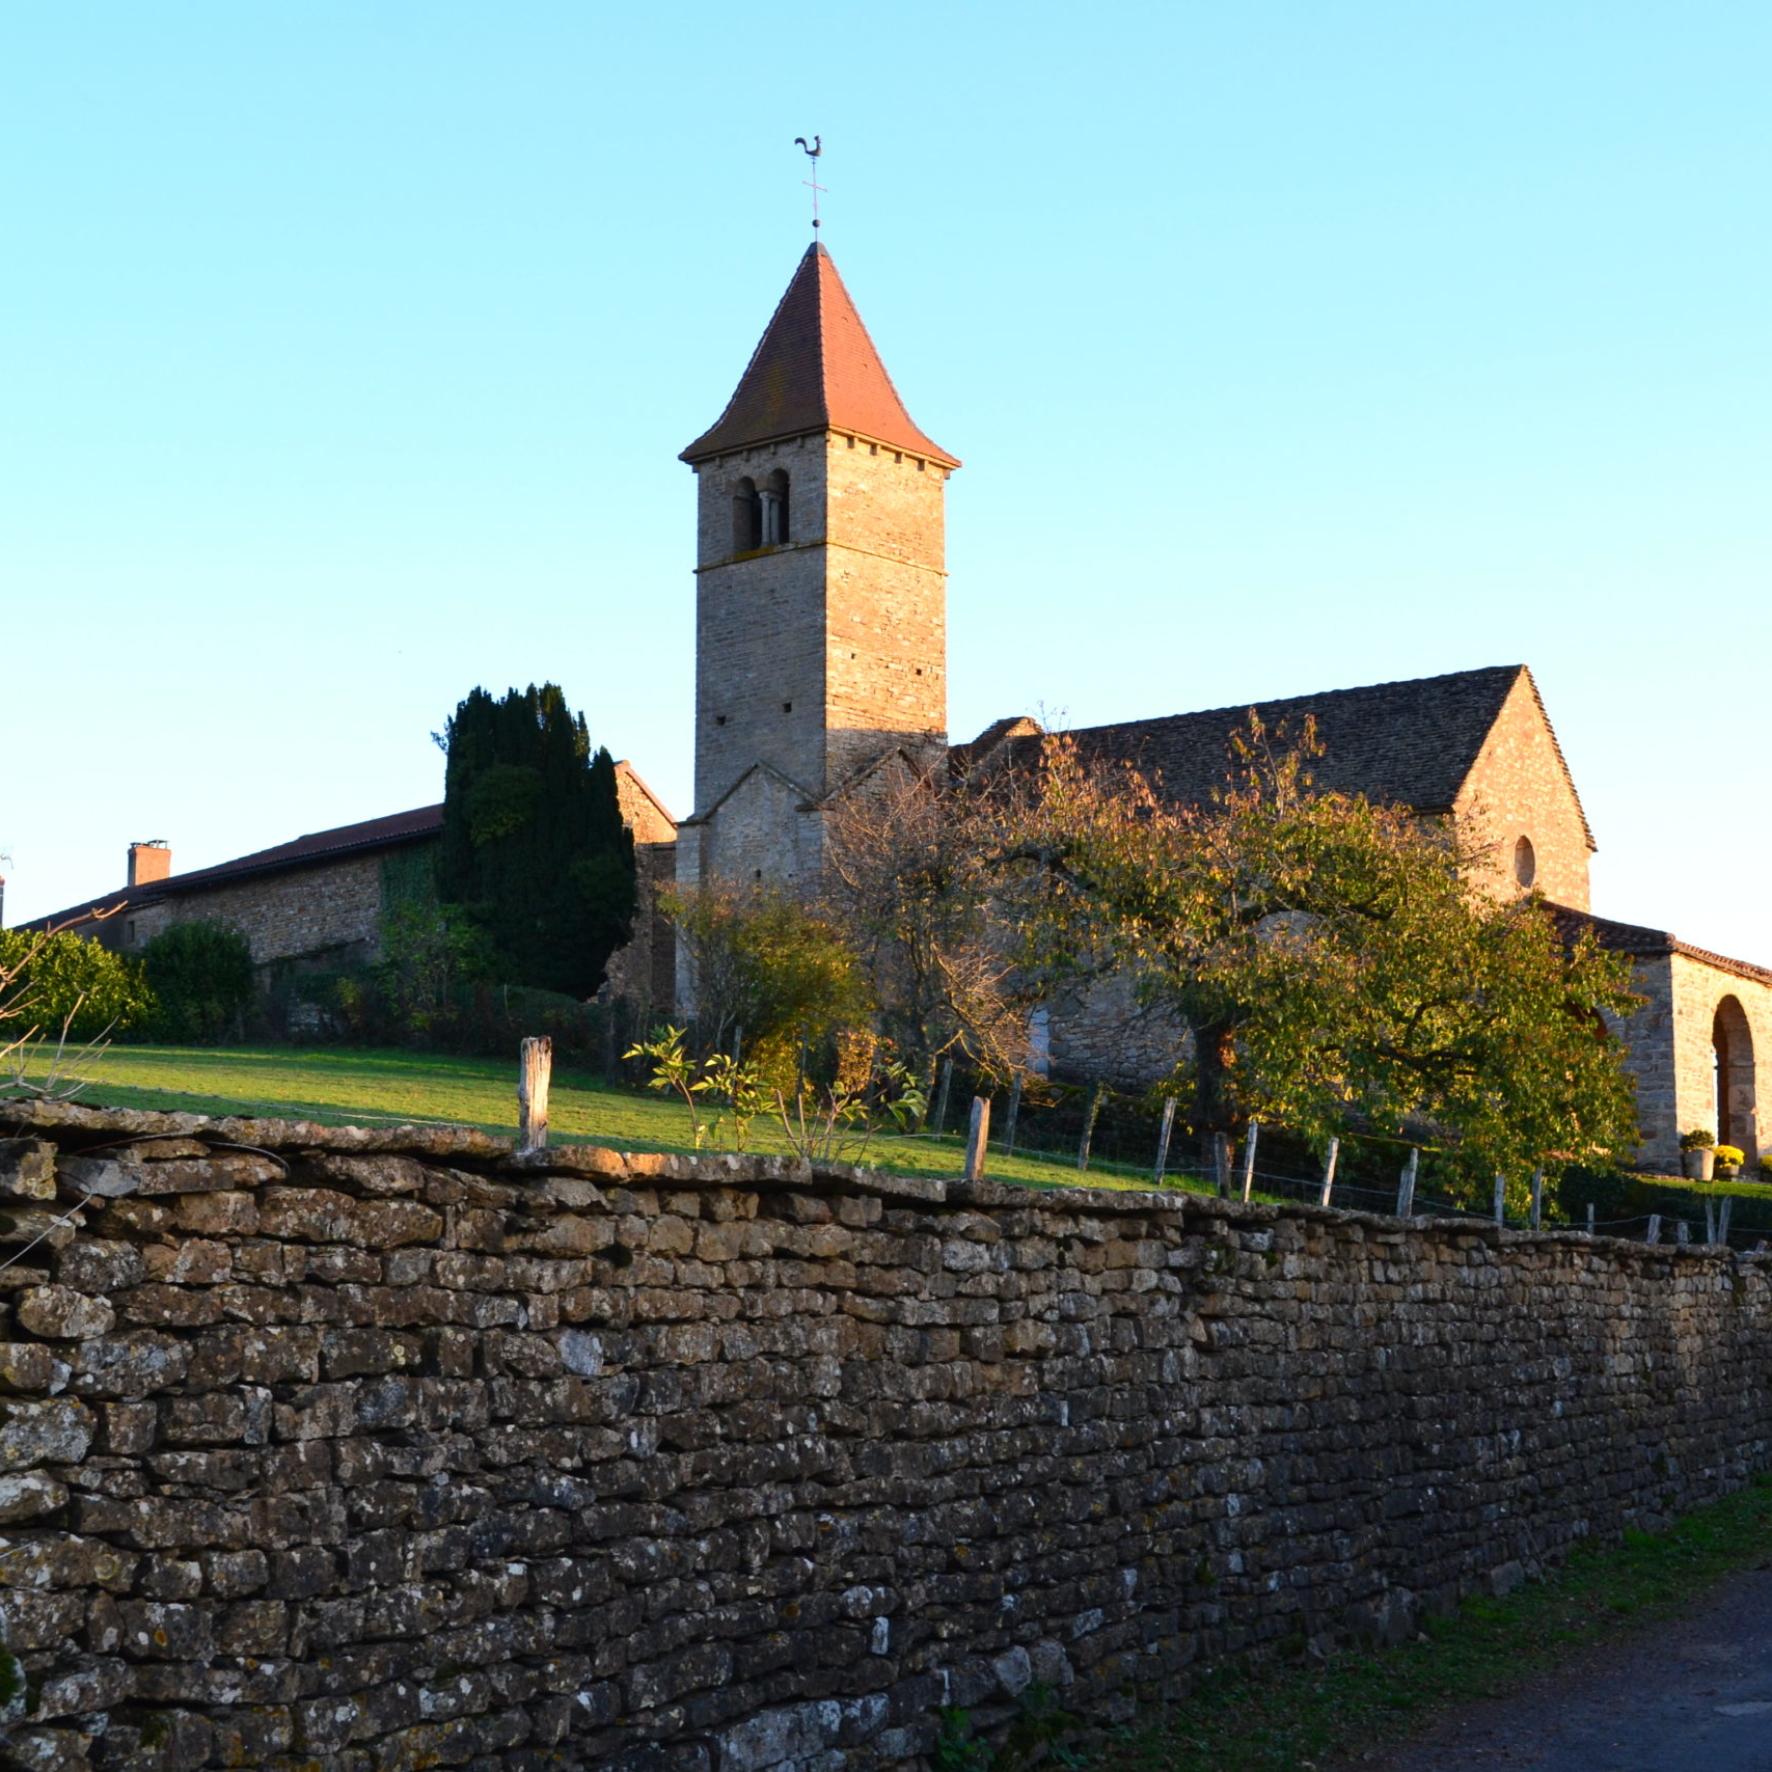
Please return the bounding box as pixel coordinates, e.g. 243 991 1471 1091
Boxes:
675 243 959 898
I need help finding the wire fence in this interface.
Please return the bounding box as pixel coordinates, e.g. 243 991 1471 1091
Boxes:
917 1075 1772 1256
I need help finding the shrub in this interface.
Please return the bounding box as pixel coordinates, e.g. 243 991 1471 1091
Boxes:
141 922 255 1044
666 885 870 1083
1715 1145 1746 1168
0 929 155 1040
437 683 637 998
1680 1128 1717 1151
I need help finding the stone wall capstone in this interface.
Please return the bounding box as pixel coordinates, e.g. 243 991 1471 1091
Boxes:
0 1102 1768 1771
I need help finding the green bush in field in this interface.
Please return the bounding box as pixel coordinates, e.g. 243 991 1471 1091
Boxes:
0 928 155 1040
141 922 255 1044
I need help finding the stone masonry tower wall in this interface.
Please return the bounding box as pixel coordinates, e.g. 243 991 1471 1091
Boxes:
691 435 949 813
678 244 958 901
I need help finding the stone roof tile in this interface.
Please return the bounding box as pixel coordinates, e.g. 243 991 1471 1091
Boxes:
1033 665 1537 814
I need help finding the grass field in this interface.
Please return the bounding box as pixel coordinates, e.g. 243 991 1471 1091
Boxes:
7 1043 1182 1192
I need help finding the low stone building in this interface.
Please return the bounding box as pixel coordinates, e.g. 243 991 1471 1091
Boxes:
29 764 678 1018
1559 910 1772 1174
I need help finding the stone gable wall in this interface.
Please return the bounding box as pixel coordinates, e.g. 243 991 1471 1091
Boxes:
0 1102 1769 1772
1667 955 1769 1166
599 842 679 1029
1455 675 1592 912
1601 952 1772 1172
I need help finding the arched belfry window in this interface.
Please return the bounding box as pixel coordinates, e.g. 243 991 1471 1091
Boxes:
1513 835 1537 889
760 469 790 546
733 477 762 553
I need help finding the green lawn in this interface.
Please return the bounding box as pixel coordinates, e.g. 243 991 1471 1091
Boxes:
8 1043 1185 1192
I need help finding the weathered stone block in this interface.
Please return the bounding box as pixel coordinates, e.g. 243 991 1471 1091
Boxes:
0 1139 57 1201
17 1285 115 1342
0 1397 94 1470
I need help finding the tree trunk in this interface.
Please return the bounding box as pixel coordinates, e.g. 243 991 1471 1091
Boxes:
1193 1018 1237 1169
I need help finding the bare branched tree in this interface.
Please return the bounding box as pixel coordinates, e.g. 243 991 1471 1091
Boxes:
820 760 1034 1086
0 916 129 1103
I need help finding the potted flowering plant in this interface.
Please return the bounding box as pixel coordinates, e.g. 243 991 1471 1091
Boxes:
1681 1128 1716 1182
1714 1145 1746 1180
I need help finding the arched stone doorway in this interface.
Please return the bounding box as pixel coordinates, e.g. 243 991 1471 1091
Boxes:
1713 995 1757 1154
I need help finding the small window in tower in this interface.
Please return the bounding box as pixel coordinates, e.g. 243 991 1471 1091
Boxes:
732 477 762 552
1513 835 1537 888
761 469 790 545
782 701 793 713
715 714 728 726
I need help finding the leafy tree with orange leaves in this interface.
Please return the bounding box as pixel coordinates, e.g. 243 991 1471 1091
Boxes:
1001 718 1640 1198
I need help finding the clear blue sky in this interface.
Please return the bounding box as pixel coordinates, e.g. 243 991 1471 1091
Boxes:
3 3 1768 958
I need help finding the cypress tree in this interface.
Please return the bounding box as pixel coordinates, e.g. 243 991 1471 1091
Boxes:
437 684 637 998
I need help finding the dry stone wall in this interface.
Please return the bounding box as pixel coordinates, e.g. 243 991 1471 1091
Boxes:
0 1103 1769 1772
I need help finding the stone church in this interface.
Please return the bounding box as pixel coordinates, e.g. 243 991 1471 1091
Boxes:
29 243 1769 1175
672 242 1770 1175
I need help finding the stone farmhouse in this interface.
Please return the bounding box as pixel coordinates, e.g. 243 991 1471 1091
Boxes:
24 243 1769 1174
35 767 679 1025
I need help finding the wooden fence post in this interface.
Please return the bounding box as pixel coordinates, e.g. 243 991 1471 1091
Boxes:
1647 1213 1661 1245
1077 1084 1105 1172
1720 1197 1733 1244
518 1036 552 1155
1241 1120 1261 1202
1318 1137 1339 1208
963 1097 991 1183
1002 1076 1023 1156
1704 1198 1716 1244
1152 1098 1176 1184
1587 1202 1596 1235
1396 1147 1419 1218
1492 1172 1506 1225
1529 1167 1544 1231
1677 1219 1691 1245
930 1059 953 1137
1212 1130 1232 1200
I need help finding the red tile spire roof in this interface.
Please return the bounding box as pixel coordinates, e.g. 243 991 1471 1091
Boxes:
681 243 959 468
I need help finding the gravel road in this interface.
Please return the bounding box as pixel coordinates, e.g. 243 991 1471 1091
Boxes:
1347 1567 1772 1772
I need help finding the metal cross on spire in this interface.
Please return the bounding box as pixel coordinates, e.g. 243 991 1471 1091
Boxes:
794 135 825 234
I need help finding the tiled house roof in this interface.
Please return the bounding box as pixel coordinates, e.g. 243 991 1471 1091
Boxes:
28 762 677 937
680 244 959 467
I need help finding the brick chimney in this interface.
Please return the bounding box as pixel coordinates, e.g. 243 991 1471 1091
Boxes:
127 842 171 888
